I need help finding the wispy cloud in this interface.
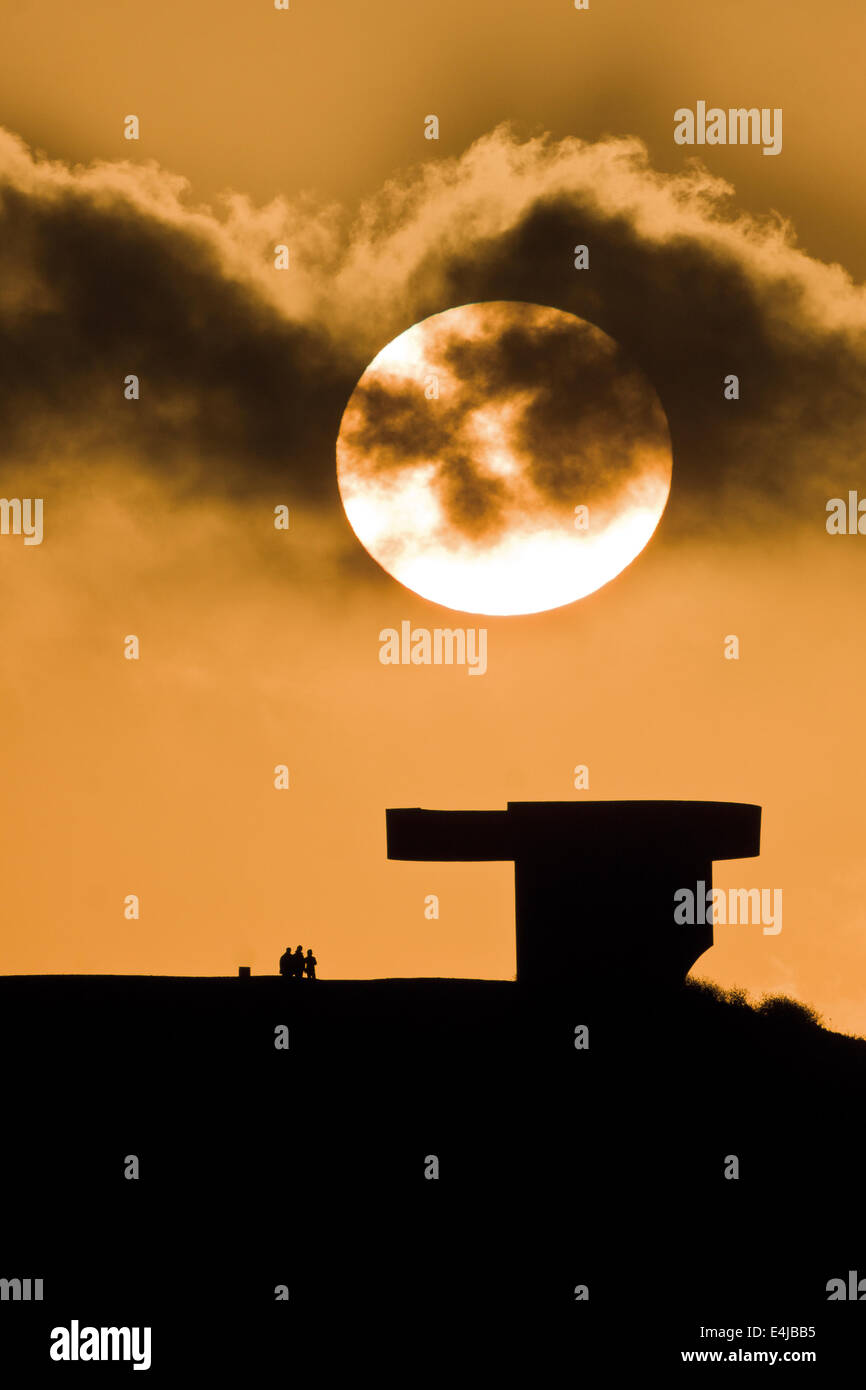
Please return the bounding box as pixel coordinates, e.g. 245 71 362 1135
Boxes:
1 122 864 538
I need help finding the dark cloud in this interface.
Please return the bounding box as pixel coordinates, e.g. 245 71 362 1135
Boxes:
2 123 865 547
0 174 354 504
388 197 866 538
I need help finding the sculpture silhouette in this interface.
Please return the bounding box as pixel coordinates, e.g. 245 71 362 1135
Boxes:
386 800 761 987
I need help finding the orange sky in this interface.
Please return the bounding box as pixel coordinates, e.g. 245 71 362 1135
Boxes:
2 0 864 278
1 472 864 1033
1 1 865 1034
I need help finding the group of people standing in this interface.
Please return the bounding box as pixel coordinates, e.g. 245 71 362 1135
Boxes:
279 945 317 980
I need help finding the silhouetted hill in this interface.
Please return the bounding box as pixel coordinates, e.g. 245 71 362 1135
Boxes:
0 974 863 1371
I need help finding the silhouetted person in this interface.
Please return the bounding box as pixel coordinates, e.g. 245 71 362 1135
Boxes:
304 949 317 980
278 946 293 978
292 946 305 979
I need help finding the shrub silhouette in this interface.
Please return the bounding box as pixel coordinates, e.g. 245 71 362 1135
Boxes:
756 992 823 1029
686 978 823 1027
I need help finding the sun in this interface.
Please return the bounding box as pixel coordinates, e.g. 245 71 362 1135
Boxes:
336 301 672 616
